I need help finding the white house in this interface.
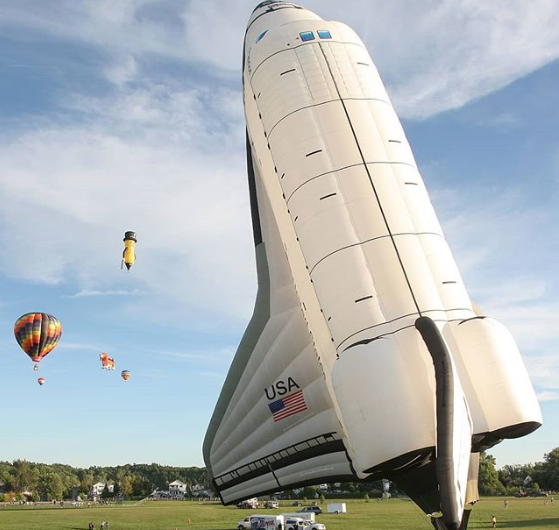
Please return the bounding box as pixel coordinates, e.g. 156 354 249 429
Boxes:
91 482 114 497
169 480 187 497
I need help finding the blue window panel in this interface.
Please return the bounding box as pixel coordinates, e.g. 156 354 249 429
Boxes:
256 30 268 43
318 30 332 39
299 31 315 42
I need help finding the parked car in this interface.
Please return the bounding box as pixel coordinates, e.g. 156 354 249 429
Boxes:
265 500 279 509
530 491 548 497
238 498 259 509
292 501 303 506
297 506 322 515
285 517 309 530
285 518 325 530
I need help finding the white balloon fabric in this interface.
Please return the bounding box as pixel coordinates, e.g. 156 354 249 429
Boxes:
204 3 542 529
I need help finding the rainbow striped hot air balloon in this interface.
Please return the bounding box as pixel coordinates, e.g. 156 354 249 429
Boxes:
121 370 131 382
37 377 46 386
14 313 62 370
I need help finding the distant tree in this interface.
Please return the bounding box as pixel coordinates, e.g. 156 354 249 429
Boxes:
113 482 121 497
62 475 80 499
121 476 133 497
10 460 39 493
131 474 151 497
302 486 317 499
479 453 506 495
540 447 559 490
101 484 111 499
38 472 64 500
79 472 95 497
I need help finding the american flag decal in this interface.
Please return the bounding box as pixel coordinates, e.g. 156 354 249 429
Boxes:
268 389 307 422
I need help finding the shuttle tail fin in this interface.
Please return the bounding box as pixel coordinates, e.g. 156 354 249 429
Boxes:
416 316 473 530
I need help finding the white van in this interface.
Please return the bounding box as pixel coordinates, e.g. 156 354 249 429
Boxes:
250 515 284 530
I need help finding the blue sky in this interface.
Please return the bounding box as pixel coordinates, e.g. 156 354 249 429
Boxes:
0 0 557 470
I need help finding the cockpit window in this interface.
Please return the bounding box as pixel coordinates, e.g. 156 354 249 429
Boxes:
317 30 332 39
256 30 268 43
299 31 315 42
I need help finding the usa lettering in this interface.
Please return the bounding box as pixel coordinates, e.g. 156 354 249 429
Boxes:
265 377 300 400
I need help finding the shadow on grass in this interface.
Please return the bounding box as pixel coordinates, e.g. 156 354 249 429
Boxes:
501 518 559 527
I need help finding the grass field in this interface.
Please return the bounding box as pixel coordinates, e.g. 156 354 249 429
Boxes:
0 497 557 530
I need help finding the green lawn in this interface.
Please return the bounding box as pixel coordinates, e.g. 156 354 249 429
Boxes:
0 497 557 530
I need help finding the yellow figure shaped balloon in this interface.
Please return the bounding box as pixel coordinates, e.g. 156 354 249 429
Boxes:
122 231 137 271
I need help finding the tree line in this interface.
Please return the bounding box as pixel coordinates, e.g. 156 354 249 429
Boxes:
0 461 210 502
1 447 557 502
478 447 559 495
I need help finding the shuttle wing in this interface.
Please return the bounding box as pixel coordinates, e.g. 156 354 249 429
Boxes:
203 141 355 505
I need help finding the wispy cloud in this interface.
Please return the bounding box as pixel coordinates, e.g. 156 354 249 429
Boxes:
1 1 558 117
419 164 558 402
57 342 104 351
103 54 138 86
141 347 236 362
0 0 556 468
64 289 145 298
180 0 559 118
537 391 559 402
0 81 254 327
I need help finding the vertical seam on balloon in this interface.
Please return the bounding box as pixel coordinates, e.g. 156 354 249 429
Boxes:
37 314 48 361
317 41 422 316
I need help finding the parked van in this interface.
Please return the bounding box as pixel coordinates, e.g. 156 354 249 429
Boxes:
282 513 315 523
250 515 284 530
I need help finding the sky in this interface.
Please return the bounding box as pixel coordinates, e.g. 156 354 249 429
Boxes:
0 0 557 471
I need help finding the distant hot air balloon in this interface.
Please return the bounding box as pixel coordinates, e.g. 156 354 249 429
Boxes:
37 377 46 386
100 352 116 370
14 313 62 370
122 231 137 271
121 370 131 382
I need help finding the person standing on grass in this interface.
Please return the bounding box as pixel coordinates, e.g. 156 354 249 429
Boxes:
491 515 497 528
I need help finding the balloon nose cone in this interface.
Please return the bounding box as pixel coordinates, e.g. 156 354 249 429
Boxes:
125 263 132 270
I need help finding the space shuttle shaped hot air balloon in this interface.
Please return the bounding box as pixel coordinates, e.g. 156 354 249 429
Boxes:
203 3 542 529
